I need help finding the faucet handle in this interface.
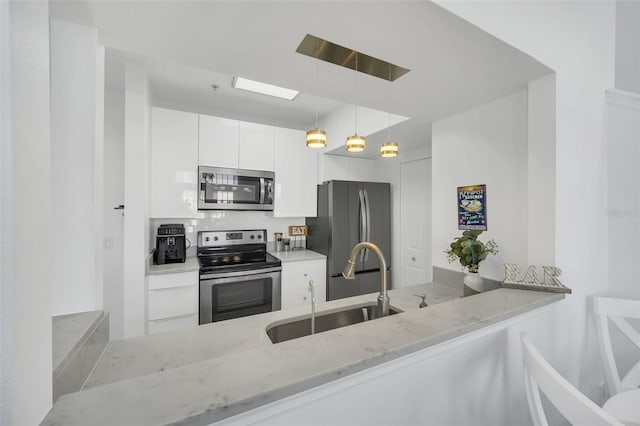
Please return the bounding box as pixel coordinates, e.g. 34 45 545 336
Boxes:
414 294 428 308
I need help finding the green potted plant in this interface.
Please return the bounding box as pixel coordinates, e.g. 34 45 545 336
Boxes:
444 230 498 295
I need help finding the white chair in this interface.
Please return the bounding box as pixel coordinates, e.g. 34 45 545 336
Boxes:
593 297 640 396
521 332 623 426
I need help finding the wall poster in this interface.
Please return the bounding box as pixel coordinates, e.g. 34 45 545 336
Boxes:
458 184 487 230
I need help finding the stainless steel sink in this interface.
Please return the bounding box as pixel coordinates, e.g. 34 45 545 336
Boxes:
266 304 402 344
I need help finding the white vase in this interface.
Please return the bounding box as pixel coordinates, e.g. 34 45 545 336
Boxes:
463 272 484 296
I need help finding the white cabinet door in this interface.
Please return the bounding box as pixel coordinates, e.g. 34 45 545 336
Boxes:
199 115 239 168
148 314 198 335
151 107 198 218
274 127 318 217
281 259 326 310
148 285 198 320
146 271 198 334
239 121 274 171
147 271 198 290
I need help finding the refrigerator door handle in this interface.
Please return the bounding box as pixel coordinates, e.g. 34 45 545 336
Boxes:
358 189 366 263
363 188 371 262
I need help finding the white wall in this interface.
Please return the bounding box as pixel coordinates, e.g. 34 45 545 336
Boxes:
0 0 9 422
95 45 105 310
321 103 407 152
605 89 640 299
527 75 556 266
50 18 103 315
615 0 640 94
123 63 152 338
437 1 616 406
104 89 126 339
432 90 529 281
318 154 378 184
4 1 53 423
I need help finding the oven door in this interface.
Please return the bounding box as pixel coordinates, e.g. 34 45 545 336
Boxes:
199 267 281 324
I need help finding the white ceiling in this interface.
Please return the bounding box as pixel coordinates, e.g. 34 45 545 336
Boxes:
52 0 553 157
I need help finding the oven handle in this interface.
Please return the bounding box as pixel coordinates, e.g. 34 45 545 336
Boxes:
200 266 282 281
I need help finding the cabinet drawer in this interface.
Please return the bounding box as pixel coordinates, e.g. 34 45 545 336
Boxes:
148 314 198 335
148 285 198 320
147 271 198 290
281 287 311 310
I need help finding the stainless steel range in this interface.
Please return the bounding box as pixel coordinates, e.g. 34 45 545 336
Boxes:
198 229 281 324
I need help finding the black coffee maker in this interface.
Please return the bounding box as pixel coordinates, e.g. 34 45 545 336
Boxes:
153 224 186 265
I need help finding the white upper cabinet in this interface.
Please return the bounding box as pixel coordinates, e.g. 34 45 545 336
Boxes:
273 127 318 217
239 121 275 171
150 107 198 218
151 108 316 218
199 115 239 168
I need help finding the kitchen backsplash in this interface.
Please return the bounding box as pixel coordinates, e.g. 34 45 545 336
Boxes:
150 211 306 256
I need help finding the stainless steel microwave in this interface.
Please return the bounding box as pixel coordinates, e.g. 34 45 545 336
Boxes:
198 166 274 211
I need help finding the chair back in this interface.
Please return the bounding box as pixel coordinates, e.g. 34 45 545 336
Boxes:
593 297 640 396
521 333 623 426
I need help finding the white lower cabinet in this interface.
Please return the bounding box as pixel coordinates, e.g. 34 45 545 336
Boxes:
147 271 198 335
148 314 198 335
281 259 326 310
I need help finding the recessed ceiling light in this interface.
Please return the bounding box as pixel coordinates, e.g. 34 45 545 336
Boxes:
231 77 299 101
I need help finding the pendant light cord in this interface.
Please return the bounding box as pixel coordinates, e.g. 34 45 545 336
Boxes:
355 54 359 135
314 44 319 129
387 66 391 141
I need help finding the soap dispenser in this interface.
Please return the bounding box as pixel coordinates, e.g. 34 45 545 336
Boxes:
414 294 428 308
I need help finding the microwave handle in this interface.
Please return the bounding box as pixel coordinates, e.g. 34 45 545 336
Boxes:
259 177 265 204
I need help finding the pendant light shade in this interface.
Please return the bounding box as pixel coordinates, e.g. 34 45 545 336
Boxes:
380 141 399 157
380 67 399 158
346 54 365 152
346 135 366 152
306 129 327 148
306 44 327 148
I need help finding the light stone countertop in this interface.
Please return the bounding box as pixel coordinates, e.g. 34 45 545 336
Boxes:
144 248 324 274
52 311 106 379
269 248 326 263
42 285 564 426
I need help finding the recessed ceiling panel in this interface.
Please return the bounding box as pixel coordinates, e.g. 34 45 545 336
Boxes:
296 34 410 82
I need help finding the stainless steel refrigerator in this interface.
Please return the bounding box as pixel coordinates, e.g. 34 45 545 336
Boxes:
306 180 391 301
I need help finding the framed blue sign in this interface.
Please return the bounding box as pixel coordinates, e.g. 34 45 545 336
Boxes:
458 184 487 230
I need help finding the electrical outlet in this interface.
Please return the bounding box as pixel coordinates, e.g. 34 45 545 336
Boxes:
104 238 113 251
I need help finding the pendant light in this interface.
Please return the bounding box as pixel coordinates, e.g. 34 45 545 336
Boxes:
380 67 399 158
306 43 327 148
346 54 366 152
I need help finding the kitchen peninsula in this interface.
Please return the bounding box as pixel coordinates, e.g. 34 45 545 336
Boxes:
41 285 563 425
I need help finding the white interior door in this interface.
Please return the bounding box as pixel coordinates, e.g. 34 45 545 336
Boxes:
400 158 432 287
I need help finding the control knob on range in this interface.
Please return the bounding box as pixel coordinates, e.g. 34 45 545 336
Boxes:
213 236 218 241
205 237 210 242
250 235 255 240
257 234 262 239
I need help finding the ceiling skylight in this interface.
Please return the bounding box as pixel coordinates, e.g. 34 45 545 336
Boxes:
231 77 299 101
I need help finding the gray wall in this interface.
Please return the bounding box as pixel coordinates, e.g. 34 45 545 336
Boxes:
616 0 640 93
